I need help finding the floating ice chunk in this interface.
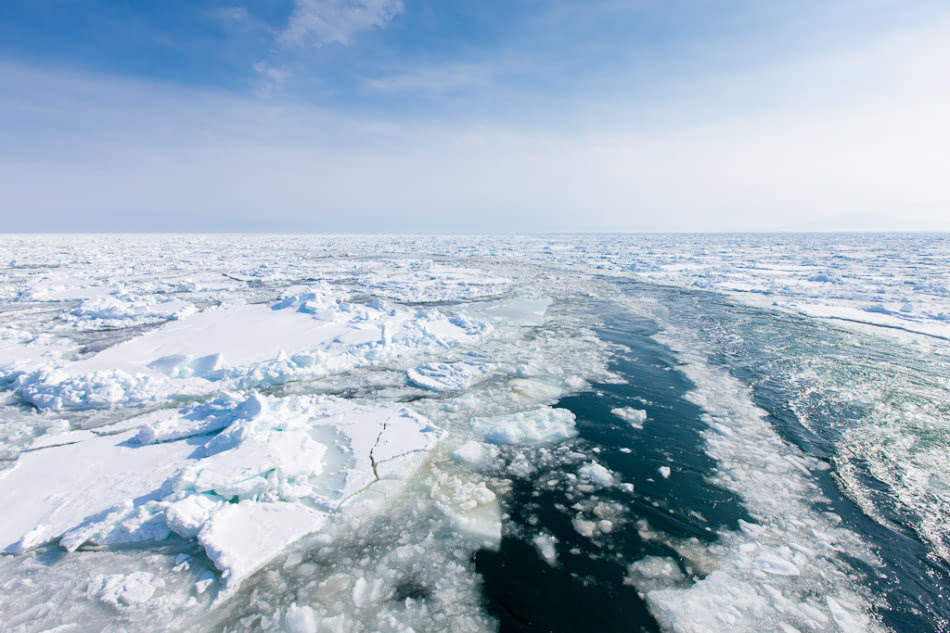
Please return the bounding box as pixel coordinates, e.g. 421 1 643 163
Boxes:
462 295 552 326
579 461 615 486
194 569 216 595
15 368 167 411
177 429 327 500
407 361 488 391
470 406 576 445
572 518 598 538
611 406 648 429
0 389 444 602
58 500 172 551
451 441 497 466
647 570 772 633
86 571 164 609
533 532 558 565
826 595 871 632
658 466 671 479
624 556 686 593
68 294 196 327
285 603 318 633
507 378 565 403
198 501 328 589
754 549 800 576
429 471 501 545
271 285 339 313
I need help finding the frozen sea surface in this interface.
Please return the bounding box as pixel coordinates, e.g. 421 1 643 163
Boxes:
0 234 948 633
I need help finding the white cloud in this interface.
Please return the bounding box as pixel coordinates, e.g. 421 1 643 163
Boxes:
280 0 403 46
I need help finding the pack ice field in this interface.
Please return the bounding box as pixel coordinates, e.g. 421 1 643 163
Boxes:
1 234 948 633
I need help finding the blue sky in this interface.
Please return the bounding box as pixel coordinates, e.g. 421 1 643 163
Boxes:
1 1 949 232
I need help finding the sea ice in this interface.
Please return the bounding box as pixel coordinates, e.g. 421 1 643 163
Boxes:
470 406 577 445
284 603 318 633
407 361 489 391
611 406 648 429
579 461 615 486
13 289 489 411
198 501 327 589
0 391 444 592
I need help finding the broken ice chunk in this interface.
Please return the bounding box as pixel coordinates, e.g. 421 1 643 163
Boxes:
579 461 615 487
611 406 648 429
470 406 576 445
198 501 328 590
407 361 489 391
87 571 164 609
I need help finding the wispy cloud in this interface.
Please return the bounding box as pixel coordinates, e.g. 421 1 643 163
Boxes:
252 62 292 98
363 63 496 94
280 0 403 46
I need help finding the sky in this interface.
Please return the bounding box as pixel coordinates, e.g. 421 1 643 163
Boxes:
1 0 949 233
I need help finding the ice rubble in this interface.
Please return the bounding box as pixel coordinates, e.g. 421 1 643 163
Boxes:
13 287 488 410
0 392 444 592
